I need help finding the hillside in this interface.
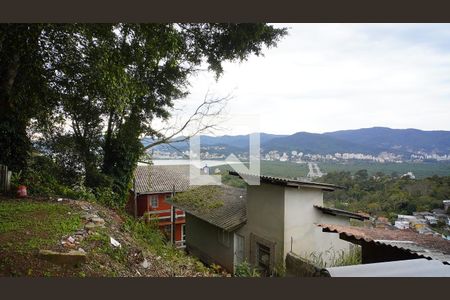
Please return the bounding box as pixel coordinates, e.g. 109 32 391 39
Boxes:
262 132 374 154
0 197 219 277
324 127 450 155
143 127 450 157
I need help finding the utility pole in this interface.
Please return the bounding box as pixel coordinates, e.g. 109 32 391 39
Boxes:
170 184 176 246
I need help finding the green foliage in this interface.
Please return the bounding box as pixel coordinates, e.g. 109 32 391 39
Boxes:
0 23 286 208
320 170 450 217
306 246 361 268
234 261 261 277
0 200 81 251
122 215 210 274
172 186 224 211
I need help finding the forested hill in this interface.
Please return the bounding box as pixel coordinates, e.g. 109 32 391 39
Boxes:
144 127 450 156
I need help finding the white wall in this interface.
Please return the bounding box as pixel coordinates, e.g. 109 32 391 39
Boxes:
236 183 286 267
283 187 350 265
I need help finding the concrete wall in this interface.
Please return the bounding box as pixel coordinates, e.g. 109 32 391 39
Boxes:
236 183 286 269
185 213 235 272
285 252 330 277
284 187 351 264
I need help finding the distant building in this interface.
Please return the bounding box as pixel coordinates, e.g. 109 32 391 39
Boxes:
424 215 438 225
401 172 416 179
394 221 410 230
443 200 450 212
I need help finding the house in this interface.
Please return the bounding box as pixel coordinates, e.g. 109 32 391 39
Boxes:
424 215 438 225
169 171 369 274
443 200 450 212
127 164 191 248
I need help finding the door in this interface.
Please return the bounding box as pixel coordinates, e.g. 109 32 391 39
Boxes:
256 243 271 276
234 234 245 267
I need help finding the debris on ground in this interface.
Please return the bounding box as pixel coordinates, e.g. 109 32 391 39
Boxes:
110 236 121 248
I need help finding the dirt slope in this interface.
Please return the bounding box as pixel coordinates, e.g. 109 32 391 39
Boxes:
0 196 220 277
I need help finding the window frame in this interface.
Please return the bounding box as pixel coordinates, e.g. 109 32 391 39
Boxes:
150 195 159 208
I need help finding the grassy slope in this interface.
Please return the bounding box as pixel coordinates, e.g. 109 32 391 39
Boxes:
0 197 218 277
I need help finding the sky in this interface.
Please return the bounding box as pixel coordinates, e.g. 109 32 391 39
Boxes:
167 24 450 136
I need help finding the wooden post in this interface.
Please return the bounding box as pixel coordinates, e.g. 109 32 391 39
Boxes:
133 178 137 218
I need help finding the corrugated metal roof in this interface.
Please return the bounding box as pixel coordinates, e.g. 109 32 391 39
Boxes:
168 185 247 231
318 224 450 264
133 165 191 194
314 205 370 221
326 258 450 277
228 171 341 191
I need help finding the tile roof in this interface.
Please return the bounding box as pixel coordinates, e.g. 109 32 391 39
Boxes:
168 185 247 231
318 223 450 264
228 171 341 191
133 164 191 194
313 205 370 221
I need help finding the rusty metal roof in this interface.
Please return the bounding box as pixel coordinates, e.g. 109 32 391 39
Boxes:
168 185 247 231
133 165 191 194
228 171 341 191
318 223 450 264
314 205 370 221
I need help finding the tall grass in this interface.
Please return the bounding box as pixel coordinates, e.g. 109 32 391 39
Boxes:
306 246 361 268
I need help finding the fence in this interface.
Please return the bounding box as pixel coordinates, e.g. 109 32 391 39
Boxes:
0 164 12 193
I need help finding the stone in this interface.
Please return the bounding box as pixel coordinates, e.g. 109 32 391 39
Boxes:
85 222 104 230
81 213 98 220
38 249 86 266
91 217 105 225
141 258 150 269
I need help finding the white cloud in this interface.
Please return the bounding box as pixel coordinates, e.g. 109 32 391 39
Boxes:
171 23 450 136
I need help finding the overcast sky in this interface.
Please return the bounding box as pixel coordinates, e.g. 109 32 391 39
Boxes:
173 23 450 136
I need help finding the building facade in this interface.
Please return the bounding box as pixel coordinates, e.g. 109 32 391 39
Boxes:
171 172 369 274
127 164 191 248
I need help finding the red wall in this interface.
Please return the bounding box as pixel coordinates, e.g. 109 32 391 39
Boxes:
127 191 185 242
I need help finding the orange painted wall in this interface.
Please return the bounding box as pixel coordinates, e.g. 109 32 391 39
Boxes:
128 191 186 242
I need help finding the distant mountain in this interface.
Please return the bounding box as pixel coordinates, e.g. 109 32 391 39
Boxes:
261 132 375 155
142 127 450 157
324 127 450 155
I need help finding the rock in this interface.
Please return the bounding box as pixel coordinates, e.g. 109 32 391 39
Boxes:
81 213 98 220
85 222 104 230
78 248 86 253
141 258 150 269
38 249 86 266
91 217 105 225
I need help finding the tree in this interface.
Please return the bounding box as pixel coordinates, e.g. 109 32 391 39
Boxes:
21 23 287 204
0 24 54 171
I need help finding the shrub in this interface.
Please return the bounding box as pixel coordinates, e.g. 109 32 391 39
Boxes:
234 261 260 277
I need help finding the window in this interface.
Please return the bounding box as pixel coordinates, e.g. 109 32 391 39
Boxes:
150 195 158 208
217 229 230 247
181 224 186 241
165 194 172 202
